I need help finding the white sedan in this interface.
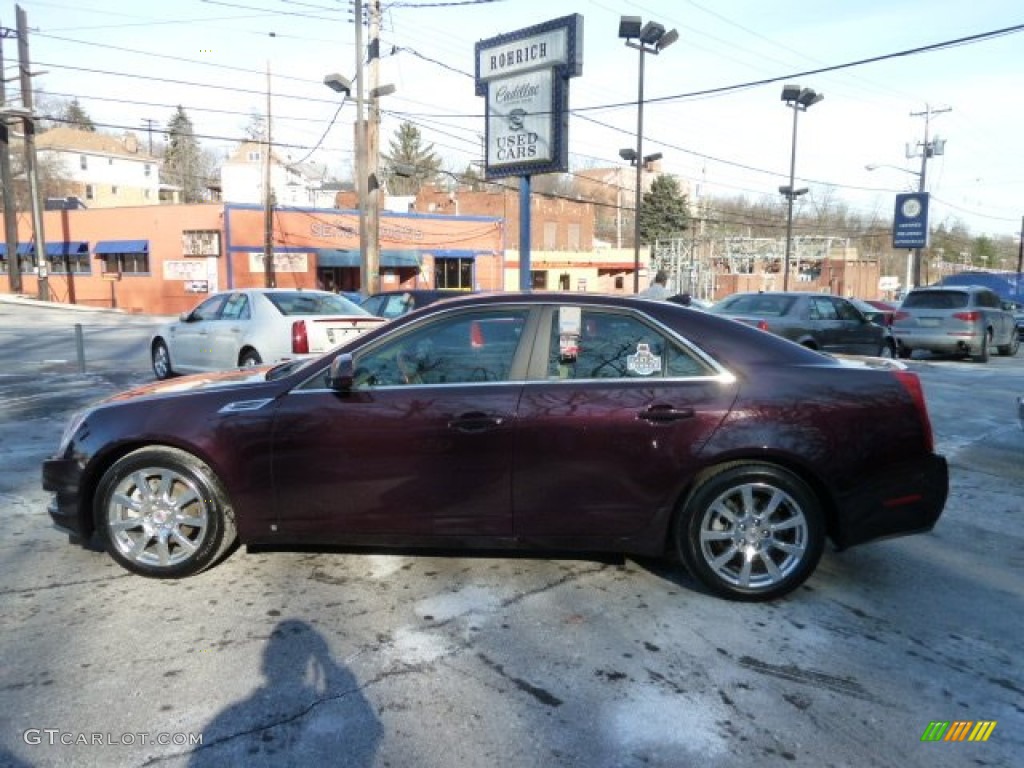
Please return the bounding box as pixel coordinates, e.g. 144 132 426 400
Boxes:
150 288 384 379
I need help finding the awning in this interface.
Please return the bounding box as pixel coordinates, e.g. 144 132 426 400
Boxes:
317 249 358 268
95 239 149 255
316 250 423 268
380 250 422 268
45 241 90 258
0 243 30 258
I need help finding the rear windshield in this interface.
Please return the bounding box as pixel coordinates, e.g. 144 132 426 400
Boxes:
902 291 969 310
265 292 370 316
712 294 796 316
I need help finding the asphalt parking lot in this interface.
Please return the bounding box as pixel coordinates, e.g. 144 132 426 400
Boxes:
1 296 1021 768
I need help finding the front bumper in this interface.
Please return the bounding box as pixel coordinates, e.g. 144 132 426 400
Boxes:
832 453 949 550
42 457 87 538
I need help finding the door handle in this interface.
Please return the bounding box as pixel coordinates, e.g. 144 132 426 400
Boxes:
638 405 695 423
449 412 505 433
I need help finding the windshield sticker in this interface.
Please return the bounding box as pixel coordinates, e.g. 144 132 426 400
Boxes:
627 343 661 376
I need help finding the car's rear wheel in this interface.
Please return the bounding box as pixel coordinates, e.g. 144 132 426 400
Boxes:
897 343 912 359
152 340 174 380
95 447 238 578
239 349 262 367
880 338 896 358
674 463 824 601
972 330 990 363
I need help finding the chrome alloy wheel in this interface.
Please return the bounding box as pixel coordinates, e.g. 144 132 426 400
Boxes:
105 466 211 568
697 482 809 591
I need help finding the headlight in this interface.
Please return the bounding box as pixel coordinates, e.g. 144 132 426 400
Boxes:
56 408 91 457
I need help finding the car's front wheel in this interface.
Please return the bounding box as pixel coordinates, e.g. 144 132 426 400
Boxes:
997 331 1019 357
152 340 174 380
95 447 238 578
674 463 824 601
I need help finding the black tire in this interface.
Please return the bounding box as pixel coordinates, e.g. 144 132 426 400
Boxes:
897 344 912 359
879 339 896 359
152 339 174 380
996 331 1019 357
94 447 238 578
239 349 262 367
972 331 990 363
674 463 824 601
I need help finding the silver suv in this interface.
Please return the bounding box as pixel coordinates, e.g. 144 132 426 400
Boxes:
893 285 1020 362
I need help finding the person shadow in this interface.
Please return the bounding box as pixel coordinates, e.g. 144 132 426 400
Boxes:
189 619 382 767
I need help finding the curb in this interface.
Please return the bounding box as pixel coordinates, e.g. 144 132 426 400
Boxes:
0 293 129 315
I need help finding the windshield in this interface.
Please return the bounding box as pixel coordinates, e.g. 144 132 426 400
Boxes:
265 291 371 316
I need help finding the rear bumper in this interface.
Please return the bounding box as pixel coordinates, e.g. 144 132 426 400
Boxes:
894 329 983 353
42 457 87 538
831 453 948 550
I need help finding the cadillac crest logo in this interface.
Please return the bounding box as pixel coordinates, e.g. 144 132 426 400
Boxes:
626 343 661 376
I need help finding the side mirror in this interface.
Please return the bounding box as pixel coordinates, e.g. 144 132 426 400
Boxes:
327 353 355 391
180 311 191 322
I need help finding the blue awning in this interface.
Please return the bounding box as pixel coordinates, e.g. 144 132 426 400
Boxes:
316 250 422 268
0 243 29 258
317 249 358 268
380 250 422 268
95 239 149 255
45 241 90 257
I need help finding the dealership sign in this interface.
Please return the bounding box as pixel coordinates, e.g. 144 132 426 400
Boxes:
892 192 930 249
475 15 583 179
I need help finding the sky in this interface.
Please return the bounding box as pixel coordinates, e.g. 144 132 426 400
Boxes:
4 0 1023 243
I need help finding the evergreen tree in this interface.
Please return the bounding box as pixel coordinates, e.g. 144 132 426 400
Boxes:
381 122 441 195
60 98 96 131
638 175 689 244
162 106 209 203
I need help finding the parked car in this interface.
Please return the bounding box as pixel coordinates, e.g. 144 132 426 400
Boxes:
860 299 899 325
150 288 384 379
44 293 948 601
708 291 891 357
891 285 1019 362
360 289 474 319
848 298 897 357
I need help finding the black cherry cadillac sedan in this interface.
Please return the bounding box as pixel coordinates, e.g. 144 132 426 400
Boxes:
42 293 948 601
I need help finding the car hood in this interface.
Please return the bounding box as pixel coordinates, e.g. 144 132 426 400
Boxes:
106 367 273 403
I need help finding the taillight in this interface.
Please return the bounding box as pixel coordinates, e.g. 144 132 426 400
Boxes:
757 319 769 331
894 370 934 452
893 311 910 321
291 320 309 354
952 311 980 322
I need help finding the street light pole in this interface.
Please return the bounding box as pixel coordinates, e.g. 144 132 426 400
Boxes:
619 16 678 294
779 84 823 291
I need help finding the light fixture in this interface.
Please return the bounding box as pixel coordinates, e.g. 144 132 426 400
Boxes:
323 73 351 95
618 14 680 293
779 83 823 291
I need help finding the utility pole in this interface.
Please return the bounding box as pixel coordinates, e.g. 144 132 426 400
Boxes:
16 5 47 300
908 103 950 288
141 117 156 155
262 61 275 288
366 0 382 295
0 24 23 293
352 0 370 295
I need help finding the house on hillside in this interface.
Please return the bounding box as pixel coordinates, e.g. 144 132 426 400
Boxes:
36 127 165 207
220 140 336 208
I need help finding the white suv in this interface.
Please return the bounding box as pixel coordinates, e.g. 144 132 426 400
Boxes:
892 286 1019 362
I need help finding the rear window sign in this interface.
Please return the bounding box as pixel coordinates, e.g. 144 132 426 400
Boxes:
627 343 661 376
